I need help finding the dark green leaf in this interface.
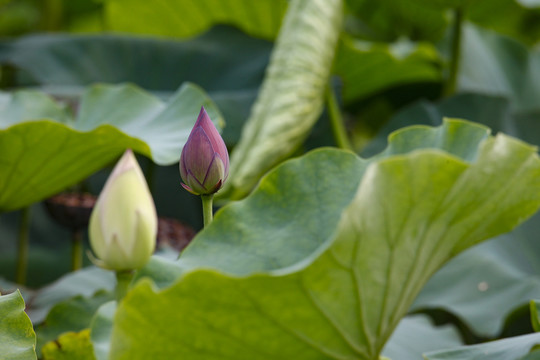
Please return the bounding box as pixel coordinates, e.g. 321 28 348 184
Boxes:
531 300 540 332
334 37 442 104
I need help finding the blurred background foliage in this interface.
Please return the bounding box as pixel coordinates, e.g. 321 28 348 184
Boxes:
2 0 540 358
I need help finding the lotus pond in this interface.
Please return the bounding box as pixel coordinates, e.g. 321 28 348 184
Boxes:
2 1 540 359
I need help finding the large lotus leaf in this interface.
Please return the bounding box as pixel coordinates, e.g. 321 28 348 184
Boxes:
458 24 540 112
0 82 221 211
104 0 287 40
0 28 271 92
110 120 540 359
41 329 95 360
333 37 442 104
363 94 540 338
221 0 343 200
90 302 116 360
361 93 538 157
424 333 540 360
382 315 462 360
412 210 540 337
26 266 114 325
36 291 113 355
0 290 36 360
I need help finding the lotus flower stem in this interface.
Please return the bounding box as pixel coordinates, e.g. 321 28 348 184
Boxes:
15 207 30 285
71 229 83 271
326 85 353 151
115 270 134 302
201 194 214 227
445 7 464 96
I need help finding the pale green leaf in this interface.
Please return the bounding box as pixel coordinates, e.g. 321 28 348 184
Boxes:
26 267 114 325
222 0 344 200
110 120 540 359
0 290 36 360
90 302 116 360
458 24 540 112
424 333 540 360
0 82 222 211
365 94 540 338
382 315 462 360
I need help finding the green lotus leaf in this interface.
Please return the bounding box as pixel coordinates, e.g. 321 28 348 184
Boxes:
424 333 540 360
366 94 540 338
0 82 222 211
104 0 287 40
0 290 36 360
382 315 462 360
110 120 540 359
41 329 95 360
36 291 113 356
90 301 116 360
0 29 271 93
26 267 114 325
221 0 344 200
458 24 540 112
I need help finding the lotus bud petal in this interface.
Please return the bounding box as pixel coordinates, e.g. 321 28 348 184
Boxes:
89 149 157 271
179 106 229 195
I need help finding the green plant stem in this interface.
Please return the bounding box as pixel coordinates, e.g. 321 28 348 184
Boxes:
326 86 354 151
445 7 464 96
71 230 83 271
15 207 31 285
201 194 214 227
115 270 134 303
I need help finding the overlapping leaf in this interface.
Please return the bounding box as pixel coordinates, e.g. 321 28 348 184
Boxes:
334 37 442 104
0 82 221 211
364 93 540 338
0 290 36 360
458 24 540 112
424 333 540 360
0 29 271 93
36 291 112 355
110 120 540 359
41 329 95 360
345 0 540 44
104 0 287 40
382 315 462 360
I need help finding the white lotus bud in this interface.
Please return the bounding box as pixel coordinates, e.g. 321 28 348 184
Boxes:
89 149 157 271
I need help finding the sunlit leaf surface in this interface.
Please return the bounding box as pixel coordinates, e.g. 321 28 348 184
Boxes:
110 120 540 359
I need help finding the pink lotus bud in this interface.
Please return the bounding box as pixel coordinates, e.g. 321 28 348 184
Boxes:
179 107 229 195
